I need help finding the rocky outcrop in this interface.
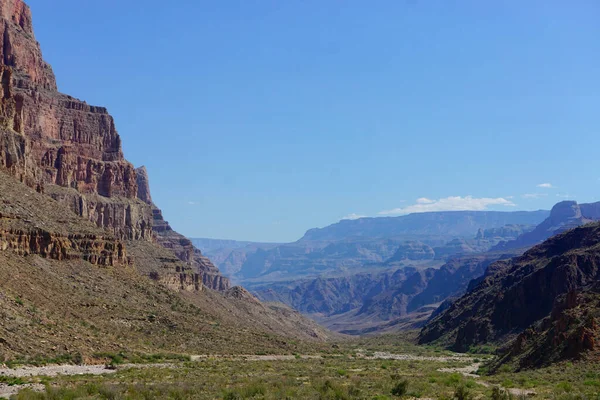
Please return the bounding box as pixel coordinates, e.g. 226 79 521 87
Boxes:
419 222 600 363
150 206 230 291
475 224 534 241
135 166 153 205
0 228 126 266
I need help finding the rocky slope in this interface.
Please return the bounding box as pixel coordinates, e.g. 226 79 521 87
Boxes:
419 222 600 367
496 285 599 370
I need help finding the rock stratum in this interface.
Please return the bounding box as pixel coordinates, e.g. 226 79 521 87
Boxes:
0 0 229 291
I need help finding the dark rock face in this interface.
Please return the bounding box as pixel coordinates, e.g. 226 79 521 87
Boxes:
496 286 599 370
406 255 500 313
419 222 600 365
256 268 419 317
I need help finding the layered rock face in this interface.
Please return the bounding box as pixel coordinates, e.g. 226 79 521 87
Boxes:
0 0 230 291
136 167 231 291
0 169 127 267
0 228 127 266
0 0 151 240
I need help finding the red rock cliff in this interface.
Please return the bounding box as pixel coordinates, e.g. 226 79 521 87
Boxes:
0 0 149 240
0 0 230 291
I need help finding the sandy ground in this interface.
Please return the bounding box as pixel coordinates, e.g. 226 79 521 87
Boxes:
438 362 482 377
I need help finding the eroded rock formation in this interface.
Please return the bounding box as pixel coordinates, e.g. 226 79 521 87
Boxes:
0 228 127 266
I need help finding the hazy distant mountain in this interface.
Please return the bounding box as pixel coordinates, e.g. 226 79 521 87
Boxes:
249 203 600 336
254 253 506 335
301 211 550 242
493 201 600 251
191 239 280 278
228 210 547 282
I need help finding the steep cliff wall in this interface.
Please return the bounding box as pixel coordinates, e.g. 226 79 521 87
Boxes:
0 0 230 291
0 0 151 240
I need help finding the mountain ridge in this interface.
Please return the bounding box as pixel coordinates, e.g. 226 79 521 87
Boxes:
301 211 550 242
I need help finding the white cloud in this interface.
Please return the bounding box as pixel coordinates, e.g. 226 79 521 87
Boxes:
537 183 555 189
188 201 198 205
416 197 435 204
522 193 548 199
378 196 516 215
342 213 367 220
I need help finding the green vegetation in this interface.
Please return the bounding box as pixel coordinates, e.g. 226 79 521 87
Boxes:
0 376 26 386
5 337 600 399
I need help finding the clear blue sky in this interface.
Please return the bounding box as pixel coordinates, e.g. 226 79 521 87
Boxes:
28 1 599 242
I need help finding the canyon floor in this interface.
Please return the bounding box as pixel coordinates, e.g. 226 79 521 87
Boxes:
2 334 598 399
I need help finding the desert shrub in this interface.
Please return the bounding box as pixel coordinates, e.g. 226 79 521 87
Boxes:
490 386 513 400
391 379 409 397
0 375 25 386
454 385 473 400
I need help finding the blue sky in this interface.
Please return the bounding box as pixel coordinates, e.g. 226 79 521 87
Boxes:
28 1 600 242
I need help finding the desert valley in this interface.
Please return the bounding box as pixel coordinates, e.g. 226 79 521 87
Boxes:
0 1 598 399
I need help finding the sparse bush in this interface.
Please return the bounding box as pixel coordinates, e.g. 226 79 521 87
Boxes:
454 385 473 400
391 379 409 397
0 376 25 386
556 381 573 393
222 390 242 400
490 386 513 400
